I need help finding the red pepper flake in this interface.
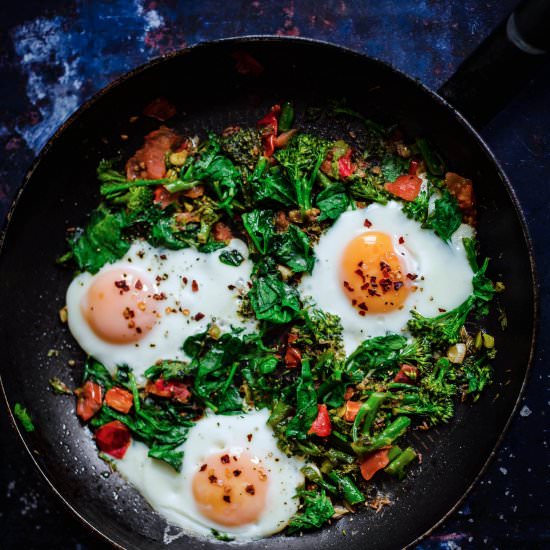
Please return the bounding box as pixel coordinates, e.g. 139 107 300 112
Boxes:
438 308 447 312
247 433 253 442
368 289 379 297
352 299 357 306
153 293 167 301
393 281 404 291
361 283 370 290
159 254 167 260
191 280 199 292
182 276 188 285
245 484 256 496
354 268 366 280
227 284 236 290
343 281 355 292
122 307 135 320
200 464 207 472
233 469 242 477
364 219 372 228
379 278 392 292
406 273 418 281
358 310 367 317
220 454 230 464
208 474 218 483
194 312 205 321
223 495 231 503
114 280 130 292
135 279 143 290
358 302 369 311
399 236 405 245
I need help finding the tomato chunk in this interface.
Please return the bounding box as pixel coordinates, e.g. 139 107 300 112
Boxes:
385 174 422 202
338 148 354 179
359 448 390 481
146 378 191 403
257 105 281 157
445 172 475 217
308 404 332 437
105 387 133 414
212 221 233 243
344 400 362 422
75 381 103 421
95 420 131 459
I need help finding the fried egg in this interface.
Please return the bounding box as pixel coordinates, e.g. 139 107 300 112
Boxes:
115 409 304 540
66 239 254 381
299 201 474 353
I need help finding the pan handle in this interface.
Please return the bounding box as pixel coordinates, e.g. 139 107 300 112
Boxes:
438 0 550 129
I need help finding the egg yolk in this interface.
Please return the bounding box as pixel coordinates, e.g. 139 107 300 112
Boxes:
192 451 269 527
340 231 411 314
81 267 158 344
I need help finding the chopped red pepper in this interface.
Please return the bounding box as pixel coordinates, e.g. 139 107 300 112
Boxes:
105 387 133 414
338 148 354 179
212 221 233 243
359 448 390 481
182 184 205 199
308 404 332 437
343 386 355 400
257 105 281 157
285 346 302 369
344 400 362 422
408 159 420 175
393 364 419 384
95 420 131 459
75 380 103 421
153 186 178 209
146 377 191 403
385 174 422 202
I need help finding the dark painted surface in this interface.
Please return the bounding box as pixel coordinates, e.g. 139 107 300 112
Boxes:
0 1 548 549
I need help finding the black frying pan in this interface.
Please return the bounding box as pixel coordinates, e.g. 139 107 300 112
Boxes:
1 2 547 548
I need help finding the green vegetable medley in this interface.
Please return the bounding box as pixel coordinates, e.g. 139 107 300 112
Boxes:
55 101 502 536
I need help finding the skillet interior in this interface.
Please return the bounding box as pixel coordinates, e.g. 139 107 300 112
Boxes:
0 38 536 550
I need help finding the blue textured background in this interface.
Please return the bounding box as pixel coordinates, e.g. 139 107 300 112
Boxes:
1 1 549 549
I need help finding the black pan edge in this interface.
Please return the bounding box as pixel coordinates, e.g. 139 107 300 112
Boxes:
0 35 539 550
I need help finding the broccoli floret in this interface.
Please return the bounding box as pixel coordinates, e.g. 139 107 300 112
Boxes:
408 296 474 348
221 127 262 170
274 133 331 211
397 338 432 370
300 307 344 356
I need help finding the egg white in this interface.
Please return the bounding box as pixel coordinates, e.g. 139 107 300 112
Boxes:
66 239 255 382
299 201 475 354
115 409 305 540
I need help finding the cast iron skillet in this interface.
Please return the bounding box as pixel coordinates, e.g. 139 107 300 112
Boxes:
1 3 548 549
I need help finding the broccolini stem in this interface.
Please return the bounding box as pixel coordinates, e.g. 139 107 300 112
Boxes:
302 465 338 494
384 447 417 480
267 400 293 427
352 392 388 441
100 178 167 197
326 471 365 506
279 102 295 133
352 416 411 455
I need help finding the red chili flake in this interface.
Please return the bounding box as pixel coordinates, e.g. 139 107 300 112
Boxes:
194 312 205 321
438 308 447 312
343 281 355 292
153 293 167 301
220 454 230 464
159 254 167 260
191 280 199 292
406 273 418 281
245 484 256 495
123 307 135 319
354 268 366 280
358 310 367 317
114 280 130 292
233 456 238 461
393 281 404 291
182 277 188 285
135 279 143 290
352 299 357 306
233 469 242 477
358 302 369 311
368 289 378 297
223 495 231 503
136 327 142 334
208 474 217 483
364 219 372 228
227 284 236 290
361 283 370 290
380 261 391 272
379 278 392 292
247 434 253 442
399 236 405 245
200 464 207 472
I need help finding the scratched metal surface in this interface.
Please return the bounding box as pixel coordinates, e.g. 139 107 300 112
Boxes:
0 1 548 549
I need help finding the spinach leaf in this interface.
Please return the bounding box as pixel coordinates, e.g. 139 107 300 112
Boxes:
249 274 301 324
219 249 245 266
315 183 350 221
271 225 314 274
249 158 295 207
144 360 191 381
70 205 130 274
148 217 192 250
426 190 462 242
14 403 35 433
242 209 275 254
285 360 318 440
287 489 334 534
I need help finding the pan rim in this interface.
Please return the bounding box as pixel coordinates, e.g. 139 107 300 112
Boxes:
0 34 539 550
